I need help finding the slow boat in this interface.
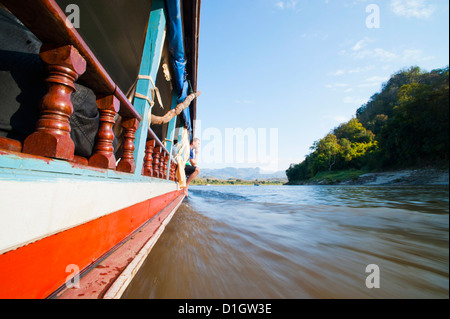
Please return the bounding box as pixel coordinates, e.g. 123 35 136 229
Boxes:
0 0 201 299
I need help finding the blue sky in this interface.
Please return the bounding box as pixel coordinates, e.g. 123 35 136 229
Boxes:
194 0 449 172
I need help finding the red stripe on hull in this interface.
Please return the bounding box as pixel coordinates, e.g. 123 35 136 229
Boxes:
0 190 182 299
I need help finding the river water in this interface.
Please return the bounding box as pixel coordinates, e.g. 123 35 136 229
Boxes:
122 185 449 299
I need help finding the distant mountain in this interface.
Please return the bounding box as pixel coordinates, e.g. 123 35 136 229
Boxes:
198 167 287 181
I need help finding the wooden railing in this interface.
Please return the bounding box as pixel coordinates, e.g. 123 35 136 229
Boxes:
0 0 177 181
142 134 177 182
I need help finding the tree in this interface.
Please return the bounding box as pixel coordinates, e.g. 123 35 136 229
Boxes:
286 65 449 183
321 134 339 171
334 118 375 143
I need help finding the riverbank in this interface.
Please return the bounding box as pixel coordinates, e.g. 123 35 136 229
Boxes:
287 168 449 186
192 178 286 186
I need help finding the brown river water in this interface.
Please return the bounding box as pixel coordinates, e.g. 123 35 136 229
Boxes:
122 185 449 299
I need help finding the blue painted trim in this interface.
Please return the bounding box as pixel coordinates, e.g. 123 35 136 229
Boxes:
177 126 187 159
0 152 176 184
165 93 179 179
133 0 167 176
165 94 179 154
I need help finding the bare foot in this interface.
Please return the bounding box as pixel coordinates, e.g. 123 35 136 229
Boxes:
183 188 189 197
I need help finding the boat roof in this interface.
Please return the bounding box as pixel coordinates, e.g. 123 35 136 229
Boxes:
54 0 201 130
55 0 154 95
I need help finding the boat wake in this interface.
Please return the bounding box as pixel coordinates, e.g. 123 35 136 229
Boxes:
123 185 449 299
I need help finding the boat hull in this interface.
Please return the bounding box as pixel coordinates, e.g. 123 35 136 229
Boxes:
0 177 183 299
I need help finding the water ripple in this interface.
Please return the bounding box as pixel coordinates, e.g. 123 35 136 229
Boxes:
123 185 449 299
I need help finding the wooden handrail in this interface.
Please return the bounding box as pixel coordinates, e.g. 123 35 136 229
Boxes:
147 128 169 155
2 0 176 179
114 86 143 121
1 0 142 122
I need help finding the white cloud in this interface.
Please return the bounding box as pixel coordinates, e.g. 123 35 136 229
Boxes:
325 115 350 123
328 66 375 77
235 99 255 105
301 32 319 39
341 36 435 64
358 75 390 87
401 49 435 62
343 43 434 63
344 96 367 105
352 41 365 51
325 83 350 89
391 0 436 19
344 0 372 7
340 40 398 61
275 0 298 10
348 65 375 74
352 37 373 51
353 48 398 61
365 76 389 82
329 70 346 76
275 1 285 9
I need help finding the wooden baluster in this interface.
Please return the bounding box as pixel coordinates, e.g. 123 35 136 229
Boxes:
160 151 166 179
160 151 165 179
158 149 165 179
143 139 155 177
88 95 120 169
173 163 177 181
0 137 22 153
169 162 173 181
23 45 86 160
117 117 139 173
152 146 161 178
163 153 169 179
168 156 173 180
170 162 176 181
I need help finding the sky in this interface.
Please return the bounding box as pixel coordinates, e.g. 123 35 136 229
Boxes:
194 0 449 172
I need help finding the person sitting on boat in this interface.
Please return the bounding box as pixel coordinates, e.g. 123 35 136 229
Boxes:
183 137 200 196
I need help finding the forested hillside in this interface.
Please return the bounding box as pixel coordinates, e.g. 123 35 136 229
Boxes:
286 66 449 183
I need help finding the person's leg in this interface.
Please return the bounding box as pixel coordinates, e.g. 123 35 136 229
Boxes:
183 166 195 196
184 167 200 196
